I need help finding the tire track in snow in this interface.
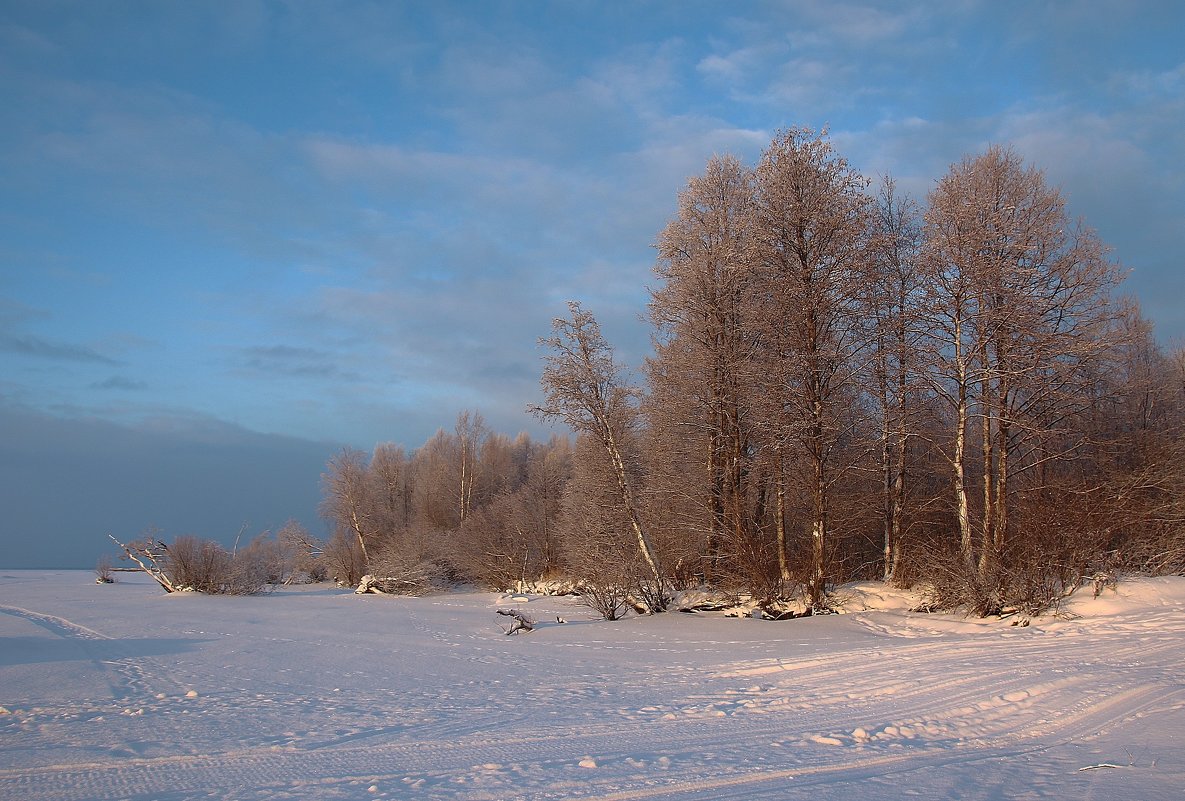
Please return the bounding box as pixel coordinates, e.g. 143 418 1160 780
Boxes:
6 588 1183 801
0 715 814 801
3 676 1179 801
704 622 1185 757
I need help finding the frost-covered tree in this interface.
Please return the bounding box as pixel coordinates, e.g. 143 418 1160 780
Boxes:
924 146 1122 580
866 176 926 582
748 128 874 609
649 154 758 583
532 301 667 607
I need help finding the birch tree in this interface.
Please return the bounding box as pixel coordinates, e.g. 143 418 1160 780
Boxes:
649 154 757 582
532 301 667 607
320 448 377 570
749 128 873 609
924 145 1122 582
455 411 489 524
867 176 925 581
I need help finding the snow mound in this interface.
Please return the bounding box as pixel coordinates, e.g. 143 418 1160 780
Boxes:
1058 575 1185 619
828 581 926 613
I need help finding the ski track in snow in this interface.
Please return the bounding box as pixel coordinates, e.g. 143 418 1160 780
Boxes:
0 603 172 704
2 572 1184 800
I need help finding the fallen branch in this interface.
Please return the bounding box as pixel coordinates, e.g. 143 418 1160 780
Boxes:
496 608 535 635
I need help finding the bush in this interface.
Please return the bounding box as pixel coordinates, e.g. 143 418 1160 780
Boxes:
94 555 116 584
322 530 366 587
914 536 1086 618
162 535 270 595
579 580 630 620
359 548 448 595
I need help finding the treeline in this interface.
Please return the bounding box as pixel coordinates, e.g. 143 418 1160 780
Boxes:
318 414 573 594
318 128 1184 617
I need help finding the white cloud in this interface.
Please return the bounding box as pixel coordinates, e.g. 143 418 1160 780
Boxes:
1108 60 1185 98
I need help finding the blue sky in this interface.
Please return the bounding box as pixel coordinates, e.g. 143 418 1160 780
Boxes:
2 1 1183 566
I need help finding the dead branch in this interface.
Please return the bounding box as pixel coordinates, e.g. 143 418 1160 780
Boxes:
496 608 535 635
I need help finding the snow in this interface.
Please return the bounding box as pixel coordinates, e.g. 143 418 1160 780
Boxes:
2 570 1184 800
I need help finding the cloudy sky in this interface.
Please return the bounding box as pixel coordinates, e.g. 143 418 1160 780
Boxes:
2 1 1183 566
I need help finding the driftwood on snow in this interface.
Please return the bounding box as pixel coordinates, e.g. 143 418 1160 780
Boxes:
496 608 535 635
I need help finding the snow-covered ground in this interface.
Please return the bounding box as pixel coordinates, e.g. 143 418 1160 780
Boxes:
2 571 1183 800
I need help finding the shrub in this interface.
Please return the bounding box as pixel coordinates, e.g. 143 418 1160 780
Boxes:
163 535 269 595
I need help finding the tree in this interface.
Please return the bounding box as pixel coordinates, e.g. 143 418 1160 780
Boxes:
866 175 925 582
532 301 667 607
455 436 572 590
513 435 573 580
923 145 1123 595
1088 306 1185 574
109 532 269 595
412 430 462 531
275 519 327 582
557 434 651 617
319 448 377 570
748 127 874 609
649 154 758 584
369 443 411 537
455 411 489 524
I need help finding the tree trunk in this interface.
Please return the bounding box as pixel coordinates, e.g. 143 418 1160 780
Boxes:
979 370 996 578
349 507 370 569
775 444 790 583
994 415 1009 556
810 449 827 608
891 427 906 582
603 425 663 589
951 311 974 568
877 342 894 582
808 394 827 608
108 535 177 594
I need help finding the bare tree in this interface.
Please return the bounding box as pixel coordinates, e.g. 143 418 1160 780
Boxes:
319 448 377 570
411 430 461 531
108 532 269 595
518 435 572 579
455 411 489 524
532 301 667 607
109 533 177 593
321 528 366 586
276 519 327 582
924 146 1122 585
748 127 874 609
94 554 116 584
557 434 654 617
649 153 758 584
867 175 925 582
369 443 411 537
460 435 571 589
